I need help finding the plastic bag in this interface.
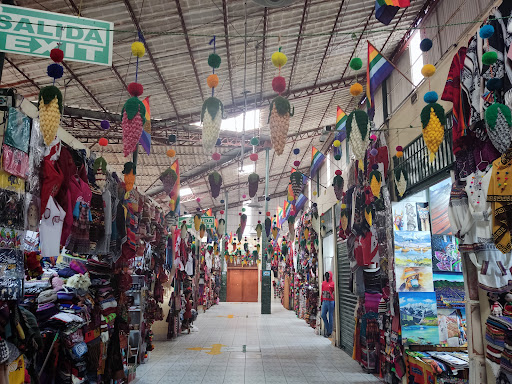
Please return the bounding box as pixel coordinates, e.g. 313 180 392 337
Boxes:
2 144 29 179
5 107 30 153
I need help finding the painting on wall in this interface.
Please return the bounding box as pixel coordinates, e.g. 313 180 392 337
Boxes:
399 292 439 346
432 235 461 272
393 202 421 231
429 178 452 235
438 308 467 347
394 231 433 267
396 266 434 292
416 203 430 232
433 272 465 309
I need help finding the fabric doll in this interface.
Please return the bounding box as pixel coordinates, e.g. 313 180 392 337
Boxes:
489 292 503 316
504 292 512 316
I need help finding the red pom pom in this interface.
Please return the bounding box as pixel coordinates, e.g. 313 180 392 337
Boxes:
250 153 258 161
396 145 403 151
293 160 300 167
212 152 221 161
98 138 108 147
266 212 271 216
239 213 242 216
242 194 247 198
258 220 261 223
335 170 342 176
127 82 143 97
220 210 224 214
50 48 64 63
272 76 286 94
196 198 201 202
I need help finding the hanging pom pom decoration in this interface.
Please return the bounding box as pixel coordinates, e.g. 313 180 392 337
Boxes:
269 47 293 156
101 120 110 130
370 134 377 141
290 171 304 197
485 103 512 154
250 153 258 161
396 145 403 158
421 64 436 78
479 25 495 39
256 222 262 239
350 83 363 97
293 148 300 155
349 58 363 71
424 91 438 104
419 38 433 52
250 137 260 146
288 216 295 241
332 172 344 201
293 160 300 167
122 162 136 192
98 138 108 147
50 48 64 63
212 152 221 161
131 41 145 58
38 86 63 146
346 110 370 161
208 171 223 199
248 173 259 198
482 51 498 66
159 168 178 195
369 166 382 198
166 148 176 157
202 36 224 154
394 168 408 197
333 140 341 147
217 218 226 236
421 102 446 162
122 96 146 157
47 63 64 79
265 217 272 238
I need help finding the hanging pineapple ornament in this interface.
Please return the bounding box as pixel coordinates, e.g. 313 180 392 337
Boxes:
255 221 263 239
365 206 373 226
269 47 293 155
208 171 222 199
265 217 272 238
394 168 408 197
346 110 370 163
217 218 226 236
332 170 344 201
240 214 247 235
194 214 202 232
288 216 295 241
122 162 136 192
369 164 382 198
272 226 278 239
202 37 224 154
248 173 259 198
290 171 303 197
421 92 446 162
236 225 243 242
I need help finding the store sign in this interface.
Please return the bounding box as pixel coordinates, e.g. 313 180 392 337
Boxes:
0 4 113 66
178 215 193 229
202 216 215 229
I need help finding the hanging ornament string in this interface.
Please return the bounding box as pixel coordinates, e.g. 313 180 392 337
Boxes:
209 36 216 97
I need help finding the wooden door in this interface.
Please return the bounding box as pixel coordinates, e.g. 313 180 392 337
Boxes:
241 269 258 302
227 269 243 302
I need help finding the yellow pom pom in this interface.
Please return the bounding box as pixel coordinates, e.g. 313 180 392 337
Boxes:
421 64 436 78
350 83 363 97
333 140 341 148
341 204 346 209
271 51 287 68
131 42 145 58
313 191 317 196
396 151 403 158
166 149 176 157
207 74 219 88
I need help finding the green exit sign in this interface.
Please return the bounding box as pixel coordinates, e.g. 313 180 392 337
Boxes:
0 4 113 66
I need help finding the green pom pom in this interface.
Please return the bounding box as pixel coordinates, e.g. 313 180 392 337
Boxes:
208 53 221 69
485 103 512 129
334 154 341 161
250 137 260 146
350 58 363 71
39 85 63 112
271 96 293 116
201 97 224 122
482 51 498 66
346 110 369 141
122 97 147 124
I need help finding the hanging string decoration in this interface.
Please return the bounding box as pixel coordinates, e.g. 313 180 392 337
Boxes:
346 110 370 161
288 216 295 241
290 171 303 197
217 218 226 236
485 103 512 154
208 171 223 199
332 170 344 201
394 168 408 197
202 37 224 154
269 47 294 156
255 222 262 239
166 148 176 157
159 167 178 195
122 162 136 192
265 217 272 238
248 173 259 198
421 97 446 162
369 165 382 198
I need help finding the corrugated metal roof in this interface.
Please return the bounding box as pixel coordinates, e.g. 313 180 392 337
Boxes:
2 0 427 214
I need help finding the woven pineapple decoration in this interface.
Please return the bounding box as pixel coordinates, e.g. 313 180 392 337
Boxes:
290 171 303 197
248 173 259 198
346 110 370 162
208 171 222 199
421 96 446 162
332 170 344 201
269 48 294 155
39 86 63 146
255 222 262 239
369 165 382 198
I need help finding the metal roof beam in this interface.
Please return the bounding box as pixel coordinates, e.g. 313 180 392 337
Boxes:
175 0 204 102
259 7 268 104
123 0 180 119
222 0 236 105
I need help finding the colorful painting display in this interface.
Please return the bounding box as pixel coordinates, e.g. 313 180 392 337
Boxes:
433 272 465 309
429 178 452 235
438 308 467 347
399 292 440 346
416 203 430 231
393 201 418 231
396 266 434 292
394 231 432 267
432 235 461 272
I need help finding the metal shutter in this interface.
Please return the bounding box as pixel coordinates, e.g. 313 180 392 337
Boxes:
337 239 357 354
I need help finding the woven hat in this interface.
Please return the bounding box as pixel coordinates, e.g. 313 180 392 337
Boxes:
37 289 57 304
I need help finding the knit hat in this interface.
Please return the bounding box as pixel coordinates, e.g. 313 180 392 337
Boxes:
36 303 59 323
37 289 57 304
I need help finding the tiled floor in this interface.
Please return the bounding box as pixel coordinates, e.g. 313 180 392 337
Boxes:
135 301 380 384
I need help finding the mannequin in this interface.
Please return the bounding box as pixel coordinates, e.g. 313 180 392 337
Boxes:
321 271 335 337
